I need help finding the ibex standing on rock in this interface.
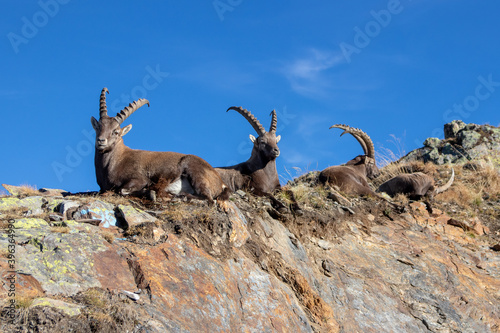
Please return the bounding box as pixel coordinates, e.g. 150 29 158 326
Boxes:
377 168 455 201
216 107 300 213
91 88 229 201
319 124 380 196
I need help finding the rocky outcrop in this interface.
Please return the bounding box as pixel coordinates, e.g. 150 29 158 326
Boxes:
403 120 500 165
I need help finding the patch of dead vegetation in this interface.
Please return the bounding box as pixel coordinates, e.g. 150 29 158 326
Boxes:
49 226 70 234
435 159 500 235
155 200 236 259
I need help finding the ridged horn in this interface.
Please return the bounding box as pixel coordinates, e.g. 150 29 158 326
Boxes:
114 99 150 125
227 106 266 136
435 168 455 194
99 88 109 119
329 124 369 156
269 109 277 133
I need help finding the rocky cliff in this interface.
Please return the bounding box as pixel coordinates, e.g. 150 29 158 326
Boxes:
1 121 499 333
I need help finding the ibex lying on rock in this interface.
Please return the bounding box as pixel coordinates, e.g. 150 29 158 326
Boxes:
216 107 300 213
319 124 380 196
377 168 455 200
91 88 229 201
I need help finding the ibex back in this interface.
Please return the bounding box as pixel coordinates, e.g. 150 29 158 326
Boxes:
319 124 380 196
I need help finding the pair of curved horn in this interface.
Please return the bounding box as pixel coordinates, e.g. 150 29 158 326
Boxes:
227 106 277 136
330 124 375 158
99 87 150 124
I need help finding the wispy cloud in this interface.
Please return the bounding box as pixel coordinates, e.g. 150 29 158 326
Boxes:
283 49 345 97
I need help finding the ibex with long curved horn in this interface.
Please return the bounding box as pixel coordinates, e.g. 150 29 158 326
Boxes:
319 124 380 196
91 88 229 201
216 107 300 213
377 168 455 200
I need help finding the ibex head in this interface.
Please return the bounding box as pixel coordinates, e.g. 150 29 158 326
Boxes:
227 106 281 160
91 88 149 153
330 124 380 179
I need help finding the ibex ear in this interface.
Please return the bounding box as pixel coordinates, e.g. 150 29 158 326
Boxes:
91 117 99 131
276 135 281 143
121 124 132 136
249 134 256 143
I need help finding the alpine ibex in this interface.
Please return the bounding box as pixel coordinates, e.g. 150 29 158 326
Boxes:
377 168 455 200
216 107 300 213
319 124 380 196
91 88 229 201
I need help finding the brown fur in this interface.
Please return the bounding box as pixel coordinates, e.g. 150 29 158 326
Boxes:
216 107 300 213
377 169 455 200
217 131 281 194
318 125 380 197
91 89 228 201
319 155 379 196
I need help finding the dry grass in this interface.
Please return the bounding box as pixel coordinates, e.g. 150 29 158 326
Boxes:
191 205 217 224
283 184 329 209
0 249 9 258
280 165 318 185
99 230 116 243
82 288 108 309
393 193 410 206
13 294 39 325
50 226 70 234
376 134 407 167
0 220 10 230
78 288 142 330
160 203 190 221
19 184 39 195
439 160 500 209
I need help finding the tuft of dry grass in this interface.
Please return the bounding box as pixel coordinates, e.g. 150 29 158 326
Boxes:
99 230 115 243
278 184 329 210
393 193 410 206
50 226 70 234
0 249 9 258
280 165 318 185
191 205 217 224
160 203 189 221
438 160 500 211
82 288 108 309
376 134 407 167
0 220 10 230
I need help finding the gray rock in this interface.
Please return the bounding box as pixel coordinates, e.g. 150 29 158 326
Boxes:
441 143 459 156
322 259 335 277
71 200 117 228
458 130 481 149
444 120 466 139
0 196 45 216
317 239 332 250
58 200 81 219
423 137 441 148
116 204 157 229
424 148 443 164
31 298 82 316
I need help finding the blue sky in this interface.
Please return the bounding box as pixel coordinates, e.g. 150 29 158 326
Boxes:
2 1 500 193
